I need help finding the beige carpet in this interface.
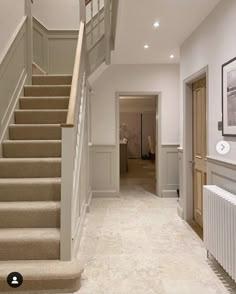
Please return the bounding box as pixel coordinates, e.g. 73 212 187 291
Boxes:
0 74 82 293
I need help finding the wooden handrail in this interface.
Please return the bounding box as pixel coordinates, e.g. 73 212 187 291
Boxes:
63 21 85 127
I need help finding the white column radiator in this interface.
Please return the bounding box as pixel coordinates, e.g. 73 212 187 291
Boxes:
203 185 236 282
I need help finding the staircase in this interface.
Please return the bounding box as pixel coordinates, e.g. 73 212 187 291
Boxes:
0 0 118 292
0 75 82 292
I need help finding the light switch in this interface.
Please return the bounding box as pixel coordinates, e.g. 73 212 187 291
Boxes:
218 121 223 131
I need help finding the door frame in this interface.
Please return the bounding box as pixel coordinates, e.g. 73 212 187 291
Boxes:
183 66 209 221
115 91 162 196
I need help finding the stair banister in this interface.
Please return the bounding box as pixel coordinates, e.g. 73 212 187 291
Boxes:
65 21 85 127
60 0 118 261
60 20 86 261
104 0 111 64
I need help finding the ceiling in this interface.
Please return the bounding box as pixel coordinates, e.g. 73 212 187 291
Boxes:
112 0 220 64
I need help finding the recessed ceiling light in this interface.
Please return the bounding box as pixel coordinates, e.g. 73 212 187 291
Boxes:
170 54 175 59
144 44 149 49
153 21 160 28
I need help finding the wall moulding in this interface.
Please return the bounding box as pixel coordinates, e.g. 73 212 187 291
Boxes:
33 17 79 74
206 155 236 195
0 18 28 156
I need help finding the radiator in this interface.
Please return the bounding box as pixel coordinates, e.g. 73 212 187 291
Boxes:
203 185 236 282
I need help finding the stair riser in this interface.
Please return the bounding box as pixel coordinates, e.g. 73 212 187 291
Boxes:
20 98 69 109
3 142 61 158
0 240 60 260
0 207 60 228
0 182 61 201
0 161 61 178
24 86 71 97
9 126 61 140
32 75 72 85
15 111 67 124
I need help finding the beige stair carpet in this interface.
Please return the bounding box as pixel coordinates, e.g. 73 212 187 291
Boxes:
0 74 83 293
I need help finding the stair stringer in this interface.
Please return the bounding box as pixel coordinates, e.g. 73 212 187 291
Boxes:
88 61 109 85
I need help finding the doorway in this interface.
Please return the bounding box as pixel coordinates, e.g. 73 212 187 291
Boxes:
117 94 159 195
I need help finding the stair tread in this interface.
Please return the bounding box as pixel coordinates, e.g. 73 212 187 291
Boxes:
24 85 71 88
0 201 60 209
3 140 61 143
15 109 67 112
0 158 61 162
0 260 82 280
20 96 70 99
32 74 72 77
0 178 61 202
10 123 61 127
0 228 60 240
0 178 60 183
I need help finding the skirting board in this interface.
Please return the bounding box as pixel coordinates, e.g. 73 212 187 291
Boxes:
86 189 93 213
177 203 184 219
73 200 88 259
161 144 179 198
92 190 119 198
162 190 178 198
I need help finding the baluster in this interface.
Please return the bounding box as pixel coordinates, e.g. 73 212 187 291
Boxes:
91 0 94 46
98 0 101 38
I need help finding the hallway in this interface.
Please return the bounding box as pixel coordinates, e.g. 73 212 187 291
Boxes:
120 159 156 194
77 187 233 294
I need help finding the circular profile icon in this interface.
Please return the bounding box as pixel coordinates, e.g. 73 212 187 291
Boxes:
216 141 230 155
7 272 23 288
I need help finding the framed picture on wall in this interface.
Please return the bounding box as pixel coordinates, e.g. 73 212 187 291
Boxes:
222 57 236 136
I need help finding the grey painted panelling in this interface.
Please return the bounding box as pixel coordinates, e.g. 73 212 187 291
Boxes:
207 157 236 195
33 18 78 74
33 26 44 67
87 35 105 75
161 145 179 197
90 145 118 197
0 20 27 142
48 38 77 74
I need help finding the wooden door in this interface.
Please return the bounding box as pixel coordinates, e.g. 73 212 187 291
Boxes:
192 78 207 228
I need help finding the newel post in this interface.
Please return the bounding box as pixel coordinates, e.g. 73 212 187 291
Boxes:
25 0 33 84
60 127 74 261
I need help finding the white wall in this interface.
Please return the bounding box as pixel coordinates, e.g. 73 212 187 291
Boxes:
0 0 25 59
90 64 180 145
180 0 236 161
120 97 156 113
32 0 80 30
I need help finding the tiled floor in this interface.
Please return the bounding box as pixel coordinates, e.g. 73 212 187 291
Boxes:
121 159 156 194
77 183 235 294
